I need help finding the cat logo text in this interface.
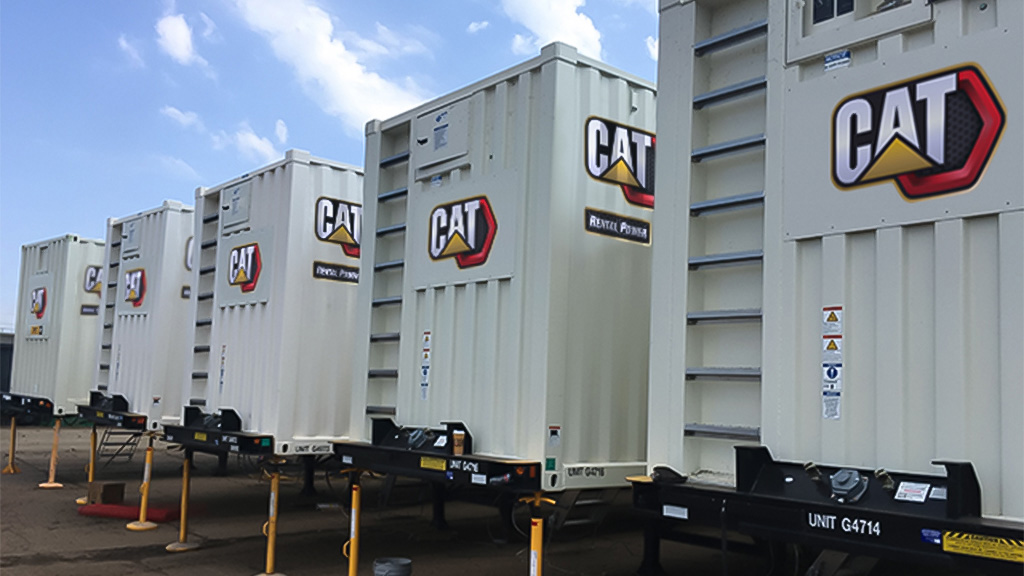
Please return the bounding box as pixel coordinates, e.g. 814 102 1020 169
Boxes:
315 197 362 258
428 196 496 269
585 117 655 208
124 269 147 308
84 266 104 294
228 243 262 293
832 65 1004 200
29 287 47 319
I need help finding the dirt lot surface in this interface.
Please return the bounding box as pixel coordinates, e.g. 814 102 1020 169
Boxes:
0 423 996 575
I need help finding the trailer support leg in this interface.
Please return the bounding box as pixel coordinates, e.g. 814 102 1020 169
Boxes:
127 437 158 531
2 417 20 475
76 425 98 505
38 418 63 489
519 492 556 576
167 450 198 552
637 517 664 576
257 470 283 575
430 481 448 530
300 455 316 497
343 474 361 576
216 452 228 476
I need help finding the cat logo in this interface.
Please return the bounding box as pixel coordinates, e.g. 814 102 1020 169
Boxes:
84 266 104 294
29 287 47 319
124 269 146 308
833 65 1005 200
428 196 496 269
228 243 262 293
314 197 361 258
585 117 655 208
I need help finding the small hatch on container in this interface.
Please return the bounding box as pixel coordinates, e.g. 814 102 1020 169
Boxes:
122 218 142 255
221 181 253 231
413 99 469 180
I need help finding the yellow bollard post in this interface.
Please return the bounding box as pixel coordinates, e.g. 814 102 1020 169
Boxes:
166 451 199 552
127 438 158 531
518 492 555 576
530 517 544 576
343 476 361 576
38 418 63 489
256 470 284 575
76 425 98 505
2 417 20 475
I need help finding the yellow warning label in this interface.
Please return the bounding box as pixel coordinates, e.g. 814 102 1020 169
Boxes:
96 411 104 418
194 432 207 441
30 326 43 335
420 456 446 472
826 311 839 323
943 532 1024 563
827 340 839 351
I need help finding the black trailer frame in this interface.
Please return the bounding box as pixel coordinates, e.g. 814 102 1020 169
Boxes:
162 406 274 455
332 419 542 493
632 446 1023 574
76 391 147 430
1 392 54 419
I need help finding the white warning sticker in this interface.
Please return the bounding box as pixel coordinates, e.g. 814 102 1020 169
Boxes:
822 306 843 335
823 391 841 420
822 363 843 392
822 336 842 364
421 330 432 401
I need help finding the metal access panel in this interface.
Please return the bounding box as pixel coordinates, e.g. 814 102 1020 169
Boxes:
649 0 1022 525
9 234 105 416
93 201 195 430
185 149 363 455
352 42 656 491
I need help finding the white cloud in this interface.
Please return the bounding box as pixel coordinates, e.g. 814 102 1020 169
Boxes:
275 119 288 145
118 34 145 67
199 12 220 41
160 105 204 130
234 124 281 164
501 0 602 60
233 0 428 134
467 21 489 34
646 36 658 61
157 155 201 181
156 14 210 68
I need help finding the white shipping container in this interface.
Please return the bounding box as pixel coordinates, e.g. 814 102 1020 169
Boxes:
181 150 363 455
650 0 1022 522
91 201 195 430
349 43 656 491
8 234 105 416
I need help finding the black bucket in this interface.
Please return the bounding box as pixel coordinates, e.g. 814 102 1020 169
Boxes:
373 557 412 576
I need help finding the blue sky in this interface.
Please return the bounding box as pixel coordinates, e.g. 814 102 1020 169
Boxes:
0 0 659 330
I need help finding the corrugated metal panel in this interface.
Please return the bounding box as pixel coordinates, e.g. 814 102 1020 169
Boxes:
95 201 194 430
10 234 105 415
352 43 656 491
185 149 363 455
652 0 1023 520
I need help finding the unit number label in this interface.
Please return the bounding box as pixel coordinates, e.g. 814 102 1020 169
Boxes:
807 512 882 537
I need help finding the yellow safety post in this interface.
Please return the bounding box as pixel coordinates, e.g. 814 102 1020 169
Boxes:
257 469 284 575
2 417 20 474
166 451 199 552
38 418 64 489
519 492 556 576
127 437 158 531
76 425 98 505
343 474 362 576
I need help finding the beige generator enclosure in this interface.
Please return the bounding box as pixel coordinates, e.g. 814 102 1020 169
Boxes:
80 201 195 431
348 43 656 492
649 0 1022 525
167 150 363 456
5 234 105 418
